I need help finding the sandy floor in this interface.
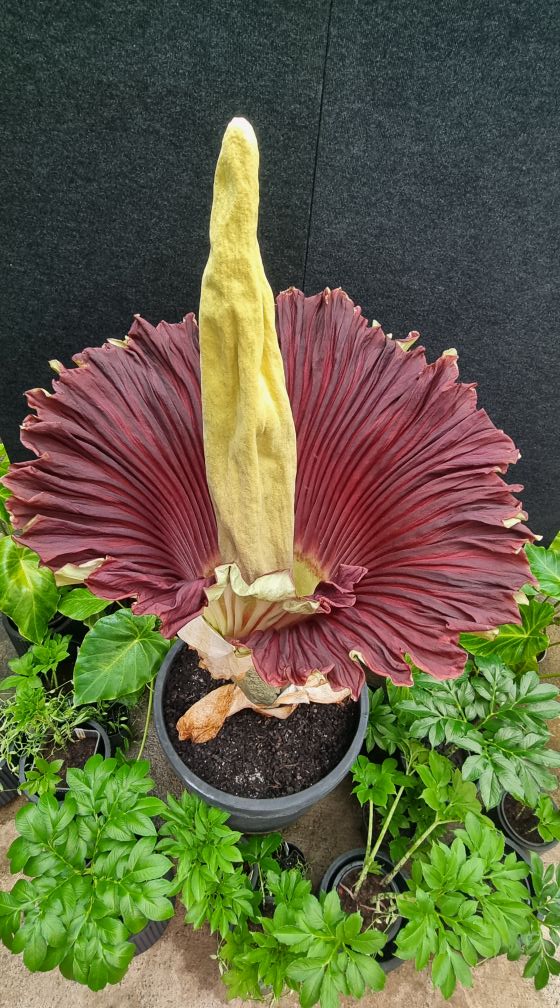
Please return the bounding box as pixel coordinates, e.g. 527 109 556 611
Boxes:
1 628 560 1008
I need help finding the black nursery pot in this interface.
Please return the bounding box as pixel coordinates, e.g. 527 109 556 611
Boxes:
0 760 19 807
491 794 559 854
18 719 112 804
154 642 369 834
130 876 176 956
2 613 86 660
130 917 172 955
320 848 407 974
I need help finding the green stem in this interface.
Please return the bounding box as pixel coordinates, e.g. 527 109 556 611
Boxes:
353 801 374 895
382 819 441 886
354 786 405 896
137 681 154 760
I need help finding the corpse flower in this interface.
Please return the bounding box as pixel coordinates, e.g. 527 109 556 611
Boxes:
4 118 535 741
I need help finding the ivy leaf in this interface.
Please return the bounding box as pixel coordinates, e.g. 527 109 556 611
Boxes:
73 609 171 703
0 537 59 643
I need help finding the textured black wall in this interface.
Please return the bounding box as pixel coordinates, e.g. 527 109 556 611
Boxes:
0 0 329 451
1 1 559 541
305 0 560 542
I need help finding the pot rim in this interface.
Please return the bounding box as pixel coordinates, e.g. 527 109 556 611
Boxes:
320 847 405 949
18 718 112 801
498 793 558 852
154 640 368 814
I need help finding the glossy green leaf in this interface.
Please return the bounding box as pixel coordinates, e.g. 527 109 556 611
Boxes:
460 599 554 670
0 441 11 529
526 544 560 599
0 536 59 643
73 609 171 703
58 588 112 621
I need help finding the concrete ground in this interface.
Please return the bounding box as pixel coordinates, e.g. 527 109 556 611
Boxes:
2 627 560 1008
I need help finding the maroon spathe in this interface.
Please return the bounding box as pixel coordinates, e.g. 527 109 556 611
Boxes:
4 288 535 695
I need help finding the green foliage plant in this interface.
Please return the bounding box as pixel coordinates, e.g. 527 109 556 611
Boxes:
460 533 560 674
0 649 130 787
533 795 560 843
514 855 560 988
20 757 64 798
158 791 257 938
350 751 481 898
395 812 533 998
218 870 387 1008
0 755 174 991
366 659 560 810
0 676 104 777
5 633 71 689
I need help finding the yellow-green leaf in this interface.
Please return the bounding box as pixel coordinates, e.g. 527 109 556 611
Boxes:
0 536 59 643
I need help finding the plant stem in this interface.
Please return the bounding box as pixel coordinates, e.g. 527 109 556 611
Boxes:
137 681 154 760
353 801 374 895
354 786 405 896
382 819 440 886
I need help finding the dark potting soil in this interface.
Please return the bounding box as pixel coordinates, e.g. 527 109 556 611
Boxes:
42 734 99 780
503 794 541 841
163 647 360 799
337 865 398 932
436 743 466 770
275 842 306 872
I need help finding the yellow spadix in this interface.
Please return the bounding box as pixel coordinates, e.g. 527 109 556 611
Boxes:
199 117 297 584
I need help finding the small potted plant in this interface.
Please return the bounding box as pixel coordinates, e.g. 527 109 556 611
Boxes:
394 813 540 998
492 792 560 853
0 640 117 801
0 754 175 990
2 118 535 832
322 750 481 965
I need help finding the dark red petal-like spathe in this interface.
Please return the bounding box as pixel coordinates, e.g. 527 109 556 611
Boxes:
5 315 219 636
275 287 536 691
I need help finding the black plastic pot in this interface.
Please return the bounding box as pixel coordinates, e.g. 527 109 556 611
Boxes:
1 613 86 659
18 719 112 803
154 641 369 833
490 794 559 854
0 760 19 807
502 835 533 897
276 840 307 873
320 848 406 973
130 906 174 955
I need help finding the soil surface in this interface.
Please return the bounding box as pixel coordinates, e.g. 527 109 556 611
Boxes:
276 842 306 872
163 647 360 798
337 864 399 932
503 794 541 841
42 733 99 782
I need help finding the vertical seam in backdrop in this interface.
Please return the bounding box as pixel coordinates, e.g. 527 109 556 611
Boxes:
302 0 334 291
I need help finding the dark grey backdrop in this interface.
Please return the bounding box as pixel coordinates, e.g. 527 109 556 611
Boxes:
1 0 558 541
